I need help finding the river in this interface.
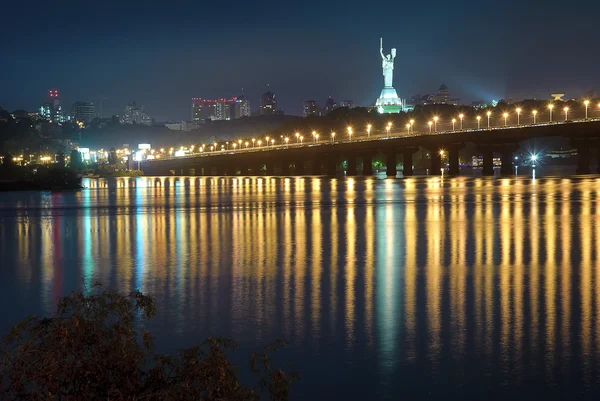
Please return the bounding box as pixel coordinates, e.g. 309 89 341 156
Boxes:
1 173 600 400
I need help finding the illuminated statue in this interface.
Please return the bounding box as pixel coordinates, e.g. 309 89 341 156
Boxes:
380 37 396 88
375 37 405 113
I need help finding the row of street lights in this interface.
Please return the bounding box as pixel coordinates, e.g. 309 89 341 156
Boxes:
164 102 600 156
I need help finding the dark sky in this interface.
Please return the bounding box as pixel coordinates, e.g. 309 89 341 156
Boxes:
1 0 598 120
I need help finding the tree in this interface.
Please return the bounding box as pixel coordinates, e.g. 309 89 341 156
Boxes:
0 284 297 401
108 148 118 164
69 149 83 171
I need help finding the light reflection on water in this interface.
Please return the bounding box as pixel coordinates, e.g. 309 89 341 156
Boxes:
1 175 600 399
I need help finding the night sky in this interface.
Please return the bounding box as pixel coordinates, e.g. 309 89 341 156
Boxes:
1 0 598 120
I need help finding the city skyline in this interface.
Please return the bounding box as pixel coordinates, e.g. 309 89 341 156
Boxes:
1 0 599 120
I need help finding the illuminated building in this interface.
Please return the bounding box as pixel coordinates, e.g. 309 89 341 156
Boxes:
120 102 151 125
323 96 337 115
40 89 68 123
233 95 251 119
71 101 95 123
191 97 248 121
260 91 277 115
303 100 319 117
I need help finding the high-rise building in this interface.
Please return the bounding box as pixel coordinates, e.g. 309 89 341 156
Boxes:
71 101 95 123
191 97 241 121
260 91 277 115
303 100 319 117
323 96 337 115
120 102 151 125
233 95 251 119
40 89 68 123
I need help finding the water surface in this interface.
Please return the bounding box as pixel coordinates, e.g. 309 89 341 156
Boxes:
1 175 600 400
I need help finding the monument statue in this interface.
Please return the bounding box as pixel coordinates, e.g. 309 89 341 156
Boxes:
380 37 396 88
375 37 404 113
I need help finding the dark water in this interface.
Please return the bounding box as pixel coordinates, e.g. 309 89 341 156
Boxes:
2 174 600 400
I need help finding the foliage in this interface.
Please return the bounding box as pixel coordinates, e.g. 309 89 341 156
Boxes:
33 166 82 190
69 149 83 172
0 284 297 401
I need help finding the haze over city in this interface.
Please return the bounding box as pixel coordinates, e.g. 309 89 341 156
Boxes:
2 0 599 119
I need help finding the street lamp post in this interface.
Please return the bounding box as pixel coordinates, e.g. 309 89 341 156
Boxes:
252 138 256 147
428 121 433 133
503 113 508 126
459 114 464 130
452 118 456 131
564 107 569 121
533 110 537 124
433 116 439 132
367 124 372 138
315 134 319 144
516 108 521 125
258 140 262 148
271 139 275 146
285 137 289 145
331 132 335 143
406 123 410 134
300 136 304 144
312 131 317 144
295 132 300 143
347 126 353 141
584 100 590 119
477 115 481 129
487 111 491 128
265 136 270 147
386 122 392 138
548 104 554 122
410 119 414 134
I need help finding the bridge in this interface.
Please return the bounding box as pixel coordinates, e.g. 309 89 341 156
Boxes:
141 117 600 177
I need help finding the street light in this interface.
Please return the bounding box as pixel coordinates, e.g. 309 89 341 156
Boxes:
285 137 289 145
331 132 336 143
428 121 433 133
476 115 481 129
312 131 317 143
516 108 521 125
315 134 319 143
452 118 456 131
238 139 242 148
584 100 590 119
210 145 214 152
233 143 237 150
410 119 415 134
548 104 554 122
532 110 538 124
386 122 392 138
245 141 249 148
300 136 304 144
265 136 270 146
367 124 372 138
271 139 275 146
406 123 410 134
433 116 439 132
459 113 464 130
564 106 569 121
258 140 262 147
486 111 492 128
252 138 256 147
347 126 353 141
503 112 508 126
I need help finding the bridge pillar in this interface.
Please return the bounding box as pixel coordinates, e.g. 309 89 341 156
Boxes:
576 146 591 174
385 152 397 177
482 150 494 176
448 149 460 175
500 151 514 175
401 148 417 176
295 161 305 175
362 154 374 176
309 159 321 175
346 153 357 176
429 152 442 175
281 161 292 176
326 157 338 176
